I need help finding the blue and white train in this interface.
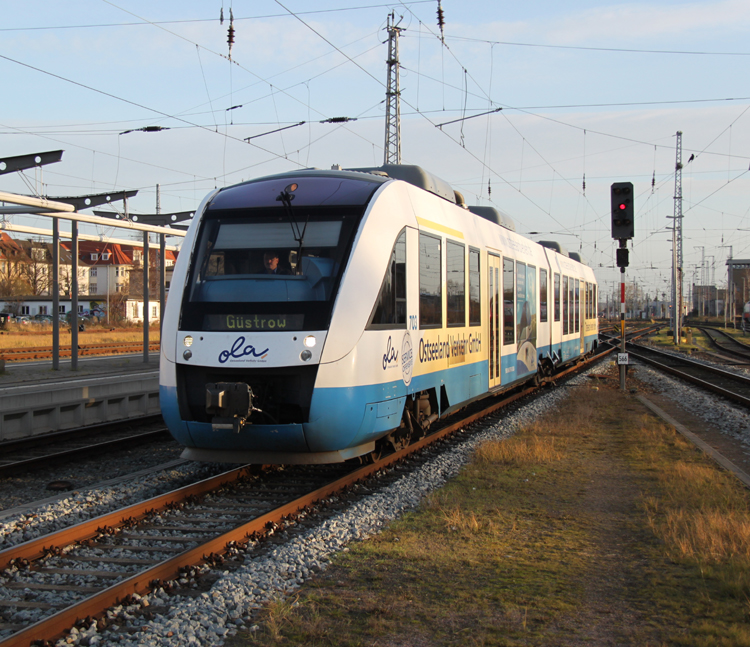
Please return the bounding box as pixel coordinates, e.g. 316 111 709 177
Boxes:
159 165 599 464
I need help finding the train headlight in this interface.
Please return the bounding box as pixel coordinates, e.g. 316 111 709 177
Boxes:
183 335 193 347
300 350 312 362
303 335 316 348
183 349 193 360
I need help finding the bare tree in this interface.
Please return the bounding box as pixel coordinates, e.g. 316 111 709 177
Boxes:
0 235 32 297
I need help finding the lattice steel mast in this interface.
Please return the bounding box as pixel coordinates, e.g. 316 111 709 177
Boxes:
384 12 403 165
671 131 684 342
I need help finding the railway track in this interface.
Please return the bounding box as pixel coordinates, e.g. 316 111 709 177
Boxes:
0 352 604 646
624 342 750 408
696 326 750 364
0 342 160 363
0 416 169 478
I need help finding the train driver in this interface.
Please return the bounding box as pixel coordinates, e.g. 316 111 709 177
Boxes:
262 250 292 275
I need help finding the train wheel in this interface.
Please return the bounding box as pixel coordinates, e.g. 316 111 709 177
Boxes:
386 427 411 452
358 447 382 464
386 414 413 452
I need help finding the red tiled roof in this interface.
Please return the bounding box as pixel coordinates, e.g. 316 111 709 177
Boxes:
60 240 133 266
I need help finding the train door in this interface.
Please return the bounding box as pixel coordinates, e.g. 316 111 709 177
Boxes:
488 253 502 389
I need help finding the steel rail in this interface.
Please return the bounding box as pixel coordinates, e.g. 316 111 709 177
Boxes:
0 415 163 455
0 342 160 362
697 327 750 362
625 345 750 409
0 428 171 478
0 353 602 647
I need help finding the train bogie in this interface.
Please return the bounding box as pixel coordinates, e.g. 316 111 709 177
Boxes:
160 165 598 464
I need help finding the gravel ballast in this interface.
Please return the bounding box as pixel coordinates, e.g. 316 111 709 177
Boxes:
68 365 610 647
8 355 747 647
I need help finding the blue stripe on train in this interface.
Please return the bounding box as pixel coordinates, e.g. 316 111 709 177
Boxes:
162 333 598 455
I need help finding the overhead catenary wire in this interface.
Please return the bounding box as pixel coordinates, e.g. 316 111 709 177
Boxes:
0 2 438 32
3 1 746 270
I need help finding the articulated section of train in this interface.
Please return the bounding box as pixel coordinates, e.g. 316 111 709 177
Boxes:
160 164 598 464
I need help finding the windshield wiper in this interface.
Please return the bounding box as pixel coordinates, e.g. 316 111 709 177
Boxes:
276 184 309 275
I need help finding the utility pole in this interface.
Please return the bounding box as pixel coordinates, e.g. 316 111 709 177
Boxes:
670 131 684 344
695 246 705 317
383 12 403 165
721 246 734 328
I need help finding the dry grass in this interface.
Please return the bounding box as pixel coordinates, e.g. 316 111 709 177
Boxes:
653 507 750 562
623 400 750 573
473 432 564 466
260 597 300 642
439 507 493 534
0 329 159 348
227 383 750 647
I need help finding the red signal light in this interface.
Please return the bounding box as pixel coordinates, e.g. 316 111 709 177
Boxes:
619 203 627 210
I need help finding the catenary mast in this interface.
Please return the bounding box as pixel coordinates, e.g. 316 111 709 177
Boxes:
671 131 683 342
384 12 403 165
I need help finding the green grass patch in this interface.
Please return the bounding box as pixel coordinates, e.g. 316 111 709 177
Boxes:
227 386 750 646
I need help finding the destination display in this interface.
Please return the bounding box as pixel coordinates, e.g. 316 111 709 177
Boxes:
203 314 305 331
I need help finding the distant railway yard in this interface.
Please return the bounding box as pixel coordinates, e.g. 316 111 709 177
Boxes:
0 326 749 645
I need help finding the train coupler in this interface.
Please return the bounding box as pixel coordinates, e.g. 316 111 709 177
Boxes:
206 382 260 433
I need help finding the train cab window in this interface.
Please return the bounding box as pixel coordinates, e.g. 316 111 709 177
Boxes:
368 230 406 328
540 269 548 323
181 206 365 332
447 241 465 327
554 273 560 322
419 233 442 328
562 276 569 335
469 248 481 326
574 279 580 333
503 258 514 344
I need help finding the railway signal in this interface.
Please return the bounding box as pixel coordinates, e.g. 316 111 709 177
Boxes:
611 182 634 240
610 181 634 391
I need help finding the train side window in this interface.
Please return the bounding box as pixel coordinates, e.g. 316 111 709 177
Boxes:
503 257 514 344
554 273 560 322
447 241 465 327
419 233 442 328
562 276 569 335
568 277 575 334
368 230 407 328
584 281 588 319
574 279 580 333
469 248 481 326
540 269 548 323
593 284 597 317
516 261 526 344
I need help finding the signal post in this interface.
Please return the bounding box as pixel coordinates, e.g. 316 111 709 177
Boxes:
611 182 634 391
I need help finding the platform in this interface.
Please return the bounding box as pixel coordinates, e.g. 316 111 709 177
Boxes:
0 352 160 442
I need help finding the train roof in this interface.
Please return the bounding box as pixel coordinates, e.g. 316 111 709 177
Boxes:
538 240 569 257
348 164 456 203
210 164 519 234
466 206 516 232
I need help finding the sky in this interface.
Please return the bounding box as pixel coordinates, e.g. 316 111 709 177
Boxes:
1 0 749 303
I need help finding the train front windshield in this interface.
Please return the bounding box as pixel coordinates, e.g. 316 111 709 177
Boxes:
180 206 364 332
